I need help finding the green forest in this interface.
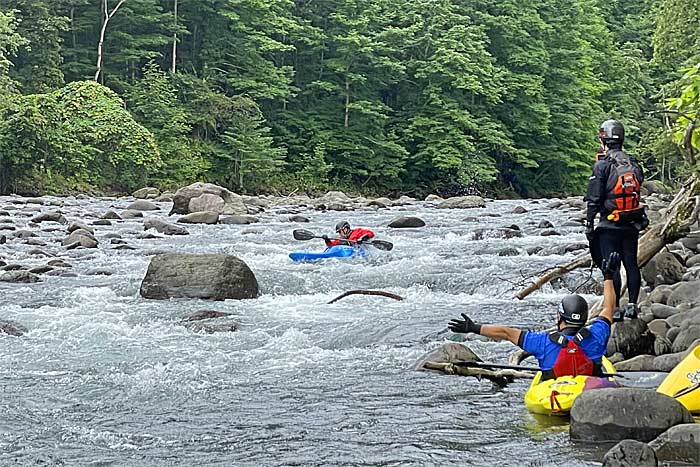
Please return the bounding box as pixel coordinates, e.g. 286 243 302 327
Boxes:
0 0 698 197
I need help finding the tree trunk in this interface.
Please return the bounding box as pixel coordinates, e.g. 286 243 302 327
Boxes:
328 289 404 304
95 0 127 82
171 0 178 74
344 78 350 128
515 175 700 301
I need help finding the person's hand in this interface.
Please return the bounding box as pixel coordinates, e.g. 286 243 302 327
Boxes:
448 313 482 335
322 235 331 244
585 222 594 242
601 251 621 280
357 235 370 244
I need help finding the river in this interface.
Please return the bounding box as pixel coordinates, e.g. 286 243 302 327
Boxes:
0 195 613 466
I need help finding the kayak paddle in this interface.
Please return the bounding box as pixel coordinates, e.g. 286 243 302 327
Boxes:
292 228 394 251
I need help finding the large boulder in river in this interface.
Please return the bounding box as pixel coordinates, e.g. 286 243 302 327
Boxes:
413 343 482 370
127 200 159 211
642 251 685 288
178 211 219 224
570 388 693 442
648 424 700 465
0 319 28 336
171 182 247 215
143 218 189 235
388 216 425 228
140 253 258 300
436 196 486 209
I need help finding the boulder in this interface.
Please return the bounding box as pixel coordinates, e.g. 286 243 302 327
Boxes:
0 319 28 336
650 303 679 319
61 231 97 249
133 187 160 199
0 271 40 283
424 194 443 202
648 285 673 305
368 197 393 208
615 355 656 371
540 229 561 236
602 440 657 467
288 215 310 223
388 216 426 228
178 211 219 225
171 182 246 215
30 212 67 224
12 230 37 239
101 210 122 220
648 424 700 465
220 215 257 225
607 319 655 359
537 220 554 229
92 219 112 226
436 196 486 209
188 193 225 214
680 232 700 253
671 325 700 353
143 218 189 236
413 343 482 370
686 253 700 268
646 319 669 338
511 206 528 214
642 251 685 288
120 209 144 219
667 280 700 307
570 388 694 442
180 310 232 321
139 253 259 300
126 200 159 211
182 322 240 333
67 222 94 235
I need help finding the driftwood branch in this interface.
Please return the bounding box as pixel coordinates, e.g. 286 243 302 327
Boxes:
327 289 404 304
515 175 700 301
422 361 534 387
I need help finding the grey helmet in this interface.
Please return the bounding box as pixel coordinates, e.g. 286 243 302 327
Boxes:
335 220 350 233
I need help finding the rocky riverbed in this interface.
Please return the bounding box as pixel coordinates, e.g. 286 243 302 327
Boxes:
0 183 698 466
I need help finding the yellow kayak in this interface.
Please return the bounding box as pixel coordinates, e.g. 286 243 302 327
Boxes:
657 345 700 414
524 358 618 416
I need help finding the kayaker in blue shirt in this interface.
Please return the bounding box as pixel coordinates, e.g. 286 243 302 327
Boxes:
447 251 620 380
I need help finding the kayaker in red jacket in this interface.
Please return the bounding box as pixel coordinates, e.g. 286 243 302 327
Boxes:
323 221 375 247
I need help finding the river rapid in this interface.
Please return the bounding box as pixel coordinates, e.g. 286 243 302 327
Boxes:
0 195 613 466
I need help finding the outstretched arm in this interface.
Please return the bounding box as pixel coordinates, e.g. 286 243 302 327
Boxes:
479 325 522 345
448 314 521 345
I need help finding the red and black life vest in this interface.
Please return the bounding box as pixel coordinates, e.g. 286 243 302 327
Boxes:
541 328 603 380
604 150 645 222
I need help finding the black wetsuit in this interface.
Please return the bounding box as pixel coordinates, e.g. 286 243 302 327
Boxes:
585 148 645 306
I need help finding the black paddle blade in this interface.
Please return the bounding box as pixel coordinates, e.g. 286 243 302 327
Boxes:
370 240 393 251
293 229 317 241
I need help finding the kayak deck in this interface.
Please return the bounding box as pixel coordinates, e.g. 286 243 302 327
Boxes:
524 358 618 416
289 245 368 262
657 345 700 414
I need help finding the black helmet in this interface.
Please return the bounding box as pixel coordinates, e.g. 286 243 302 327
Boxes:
558 294 588 326
598 119 624 147
335 220 350 233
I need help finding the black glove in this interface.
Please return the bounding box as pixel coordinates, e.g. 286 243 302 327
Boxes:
448 313 482 334
585 222 594 243
357 235 370 244
601 251 621 280
322 235 331 244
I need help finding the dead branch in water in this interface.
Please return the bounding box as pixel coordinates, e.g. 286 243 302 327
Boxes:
327 289 404 304
422 361 534 387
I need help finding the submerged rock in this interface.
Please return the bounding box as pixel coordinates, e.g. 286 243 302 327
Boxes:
602 440 657 467
0 319 28 336
648 424 700 465
140 253 259 300
388 216 425 228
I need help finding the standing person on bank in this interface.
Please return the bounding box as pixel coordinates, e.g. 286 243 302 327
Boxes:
585 119 648 321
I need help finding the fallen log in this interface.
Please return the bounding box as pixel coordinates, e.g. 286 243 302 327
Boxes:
515 175 700 302
327 289 404 304
422 361 534 387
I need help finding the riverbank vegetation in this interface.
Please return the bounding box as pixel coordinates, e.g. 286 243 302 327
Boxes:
0 0 698 197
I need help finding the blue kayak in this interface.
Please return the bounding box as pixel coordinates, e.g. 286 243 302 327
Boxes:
289 245 368 262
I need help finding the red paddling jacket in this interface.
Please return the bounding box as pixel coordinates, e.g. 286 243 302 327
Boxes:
326 228 375 246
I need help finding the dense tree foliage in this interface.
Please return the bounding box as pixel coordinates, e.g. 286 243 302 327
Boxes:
0 0 696 196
